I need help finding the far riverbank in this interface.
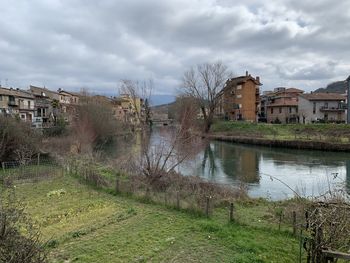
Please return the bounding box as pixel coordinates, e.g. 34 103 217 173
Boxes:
207 121 350 152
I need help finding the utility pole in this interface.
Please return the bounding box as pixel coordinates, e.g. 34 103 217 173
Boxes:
347 76 350 124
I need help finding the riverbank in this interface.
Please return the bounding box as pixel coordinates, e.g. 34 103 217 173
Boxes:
209 121 350 151
1 174 300 262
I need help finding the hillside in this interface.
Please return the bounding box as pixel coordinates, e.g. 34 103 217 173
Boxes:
151 101 176 119
315 80 347 93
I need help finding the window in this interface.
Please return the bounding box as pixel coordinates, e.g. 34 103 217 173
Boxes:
279 107 282 114
289 107 292 113
28 101 31 108
37 108 42 117
271 108 273 114
0 95 2 101
324 102 328 108
237 85 242 90
20 114 26 119
238 104 242 109
313 102 316 114
236 94 242 99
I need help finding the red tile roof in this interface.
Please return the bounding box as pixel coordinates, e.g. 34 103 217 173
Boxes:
300 93 346 101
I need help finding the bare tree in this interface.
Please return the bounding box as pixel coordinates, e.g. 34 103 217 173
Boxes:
119 79 153 126
182 61 231 133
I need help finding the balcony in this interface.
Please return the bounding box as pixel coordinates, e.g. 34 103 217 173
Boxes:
20 105 34 110
8 100 18 106
320 106 346 112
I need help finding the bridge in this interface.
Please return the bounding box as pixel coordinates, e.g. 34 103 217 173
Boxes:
151 119 174 126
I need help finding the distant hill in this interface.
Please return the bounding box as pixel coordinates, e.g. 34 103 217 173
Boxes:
151 101 175 114
150 95 175 106
315 81 347 94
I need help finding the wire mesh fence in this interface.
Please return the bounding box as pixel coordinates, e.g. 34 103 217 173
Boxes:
0 156 63 186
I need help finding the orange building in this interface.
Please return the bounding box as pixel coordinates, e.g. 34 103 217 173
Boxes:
217 71 261 122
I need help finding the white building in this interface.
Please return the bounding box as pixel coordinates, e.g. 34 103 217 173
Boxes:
298 93 346 123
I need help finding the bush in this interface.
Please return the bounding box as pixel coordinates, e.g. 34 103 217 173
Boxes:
43 117 67 137
73 100 121 151
0 116 41 162
0 193 47 262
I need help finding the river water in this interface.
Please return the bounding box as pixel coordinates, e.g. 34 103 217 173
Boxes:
113 127 350 200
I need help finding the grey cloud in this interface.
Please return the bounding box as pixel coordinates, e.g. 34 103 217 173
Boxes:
0 0 349 95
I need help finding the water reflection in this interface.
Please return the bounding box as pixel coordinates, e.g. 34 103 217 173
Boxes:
178 138 349 200
111 128 349 200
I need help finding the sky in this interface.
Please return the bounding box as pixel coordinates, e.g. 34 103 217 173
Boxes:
1 0 350 100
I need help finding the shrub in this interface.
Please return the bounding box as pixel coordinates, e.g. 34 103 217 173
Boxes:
0 116 40 162
0 193 47 262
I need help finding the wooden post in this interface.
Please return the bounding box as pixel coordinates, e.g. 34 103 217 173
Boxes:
205 197 210 218
229 202 234 222
36 153 40 177
176 191 180 210
305 210 309 230
115 178 120 193
293 211 297 236
164 192 167 205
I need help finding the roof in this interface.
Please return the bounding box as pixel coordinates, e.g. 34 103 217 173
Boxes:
29 85 59 98
0 87 34 99
300 92 346 101
58 89 80 97
285 88 304 93
226 75 262 86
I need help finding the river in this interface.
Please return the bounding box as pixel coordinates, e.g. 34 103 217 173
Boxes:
112 127 350 200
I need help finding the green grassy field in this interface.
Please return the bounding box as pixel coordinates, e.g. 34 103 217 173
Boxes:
211 121 350 143
1 174 301 262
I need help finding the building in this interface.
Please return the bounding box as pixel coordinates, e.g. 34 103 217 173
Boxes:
266 87 304 124
258 90 274 122
29 85 60 128
58 89 80 105
0 87 35 122
218 71 261 122
113 94 144 124
298 92 346 123
58 89 80 123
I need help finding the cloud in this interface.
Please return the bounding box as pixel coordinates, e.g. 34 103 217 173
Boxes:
0 0 349 95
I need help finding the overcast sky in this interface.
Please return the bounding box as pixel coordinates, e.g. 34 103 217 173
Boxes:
1 0 350 96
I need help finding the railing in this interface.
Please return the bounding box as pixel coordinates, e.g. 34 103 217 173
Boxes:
19 105 34 110
321 250 350 262
8 100 18 106
319 106 345 111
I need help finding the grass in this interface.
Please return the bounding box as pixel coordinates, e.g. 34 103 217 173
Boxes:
211 121 350 143
1 175 302 262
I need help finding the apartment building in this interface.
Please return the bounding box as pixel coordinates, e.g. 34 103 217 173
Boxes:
266 87 304 124
218 71 261 122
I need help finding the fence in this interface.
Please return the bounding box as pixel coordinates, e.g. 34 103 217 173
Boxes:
1 158 349 262
0 155 63 186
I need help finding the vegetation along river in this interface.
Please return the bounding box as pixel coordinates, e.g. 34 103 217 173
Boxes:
112 127 350 200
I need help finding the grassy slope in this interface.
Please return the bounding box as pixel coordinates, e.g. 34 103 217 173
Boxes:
3 175 300 263
211 121 350 143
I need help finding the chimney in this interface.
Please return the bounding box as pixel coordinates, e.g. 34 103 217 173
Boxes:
246 71 248 77
256 76 260 83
